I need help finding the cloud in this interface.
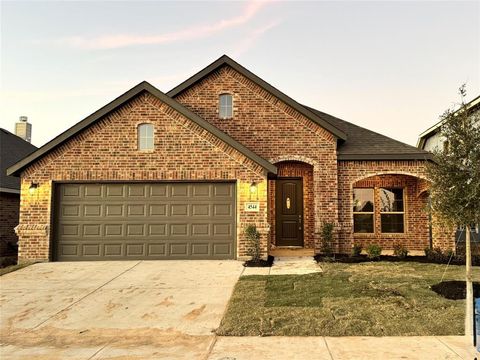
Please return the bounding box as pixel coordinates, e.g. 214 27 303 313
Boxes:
232 19 281 57
54 0 274 50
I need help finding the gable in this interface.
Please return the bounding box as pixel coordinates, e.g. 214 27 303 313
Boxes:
168 55 347 141
7 82 276 177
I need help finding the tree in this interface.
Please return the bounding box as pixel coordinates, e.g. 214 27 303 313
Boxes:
427 85 480 337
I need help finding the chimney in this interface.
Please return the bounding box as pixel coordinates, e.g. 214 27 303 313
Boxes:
15 116 32 143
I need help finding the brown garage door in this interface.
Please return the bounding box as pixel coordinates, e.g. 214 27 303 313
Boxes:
53 182 236 261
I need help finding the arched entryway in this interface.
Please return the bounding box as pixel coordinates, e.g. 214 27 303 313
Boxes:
269 161 315 250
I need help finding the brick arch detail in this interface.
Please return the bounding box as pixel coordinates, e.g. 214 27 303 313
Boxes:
350 171 430 186
269 155 319 167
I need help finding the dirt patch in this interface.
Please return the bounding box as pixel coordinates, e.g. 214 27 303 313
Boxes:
431 280 480 300
244 255 274 268
183 305 206 320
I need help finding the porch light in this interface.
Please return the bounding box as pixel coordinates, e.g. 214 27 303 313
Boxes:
249 182 258 201
29 182 38 195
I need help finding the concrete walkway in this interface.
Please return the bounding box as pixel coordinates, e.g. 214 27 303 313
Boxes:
243 256 322 275
1 262 477 359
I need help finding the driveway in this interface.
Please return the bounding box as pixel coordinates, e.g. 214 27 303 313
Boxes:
0 260 244 359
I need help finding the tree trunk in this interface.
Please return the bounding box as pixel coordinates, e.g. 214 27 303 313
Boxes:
465 226 473 337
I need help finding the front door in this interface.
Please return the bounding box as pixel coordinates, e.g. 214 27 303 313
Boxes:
275 178 303 246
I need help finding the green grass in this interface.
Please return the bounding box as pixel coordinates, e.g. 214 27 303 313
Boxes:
217 261 479 336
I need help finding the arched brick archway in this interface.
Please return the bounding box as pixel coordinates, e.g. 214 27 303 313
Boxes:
269 160 315 249
342 173 432 253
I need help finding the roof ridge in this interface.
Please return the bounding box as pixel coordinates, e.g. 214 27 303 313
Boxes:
166 55 347 141
7 81 277 176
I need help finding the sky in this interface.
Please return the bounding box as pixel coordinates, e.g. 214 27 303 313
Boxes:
0 0 479 148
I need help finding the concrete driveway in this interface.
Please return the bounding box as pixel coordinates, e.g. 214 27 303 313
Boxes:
0 260 244 359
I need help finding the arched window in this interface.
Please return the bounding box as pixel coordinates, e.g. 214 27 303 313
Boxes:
219 93 233 119
138 123 154 150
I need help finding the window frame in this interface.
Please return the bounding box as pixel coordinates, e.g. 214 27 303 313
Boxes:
137 123 154 151
379 187 405 234
219 93 233 119
352 188 375 234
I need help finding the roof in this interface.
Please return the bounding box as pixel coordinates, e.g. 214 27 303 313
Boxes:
417 94 480 149
1 128 37 192
7 81 277 176
167 55 348 141
305 106 434 161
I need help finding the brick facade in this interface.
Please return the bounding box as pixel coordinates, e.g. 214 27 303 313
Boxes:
14 64 456 261
17 93 268 261
0 192 20 257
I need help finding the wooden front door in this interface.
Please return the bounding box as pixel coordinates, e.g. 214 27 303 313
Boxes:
275 178 304 246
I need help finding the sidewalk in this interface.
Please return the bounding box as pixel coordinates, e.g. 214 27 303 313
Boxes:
207 336 477 360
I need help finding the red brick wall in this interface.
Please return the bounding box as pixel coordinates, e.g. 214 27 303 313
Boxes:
17 93 268 261
174 65 338 247
337 161 455 253
0 192 20 257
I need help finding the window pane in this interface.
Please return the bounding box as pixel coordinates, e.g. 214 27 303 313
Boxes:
219 94 233 118
138 124 154 150
380 188 403 212
381 214 404 233
353 188 374 212
354 214 374 233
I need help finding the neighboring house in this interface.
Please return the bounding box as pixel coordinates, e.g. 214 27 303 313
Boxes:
7 55 454 262
0 128 37 259
417 95 480 151
417 94 480 250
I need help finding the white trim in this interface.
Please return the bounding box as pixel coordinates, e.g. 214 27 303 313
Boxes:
0 187 20 194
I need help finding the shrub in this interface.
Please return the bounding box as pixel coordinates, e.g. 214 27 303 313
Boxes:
366 244 382 260
425 247 445 262
351 243 362 257
321 222 335 256
245 225 261 262
393 243 409 259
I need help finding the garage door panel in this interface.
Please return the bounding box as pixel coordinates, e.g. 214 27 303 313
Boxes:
54 182 235 261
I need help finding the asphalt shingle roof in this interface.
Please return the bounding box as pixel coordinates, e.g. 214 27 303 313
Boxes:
1 128 37 191
305 106 433 161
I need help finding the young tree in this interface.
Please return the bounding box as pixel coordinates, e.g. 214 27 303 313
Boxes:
427 85 480 336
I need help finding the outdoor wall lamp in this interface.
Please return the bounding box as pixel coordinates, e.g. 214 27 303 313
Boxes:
29 182 38 195
249 182 258 201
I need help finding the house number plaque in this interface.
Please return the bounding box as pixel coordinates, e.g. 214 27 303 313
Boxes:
245 202 260 212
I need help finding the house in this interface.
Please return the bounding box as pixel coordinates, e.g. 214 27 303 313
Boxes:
417 95 480 151
6 55 454 262
417 95 480 250
0 128 37 260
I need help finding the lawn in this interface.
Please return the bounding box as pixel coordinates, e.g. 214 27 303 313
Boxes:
217 261 479 336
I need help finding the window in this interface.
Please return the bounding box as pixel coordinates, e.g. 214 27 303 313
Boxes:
380 188 404 233
219 94 233 119
138 123 154 150
353 188 374 233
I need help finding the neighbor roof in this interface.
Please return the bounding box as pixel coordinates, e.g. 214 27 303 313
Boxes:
417 95 480 149
167 55 348 141
1 128 37 192
7 82 277 176
305 106 434 161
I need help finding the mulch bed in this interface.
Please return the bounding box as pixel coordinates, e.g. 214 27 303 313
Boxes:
314 254 479 266
243 255 274 267
431 280 480 300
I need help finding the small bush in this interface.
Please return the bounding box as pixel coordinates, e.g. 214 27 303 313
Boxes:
366 244 382 260
425 247 446 262
245 225 261 262
393 243 409 259
351 243 362 257
321 222 334 257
